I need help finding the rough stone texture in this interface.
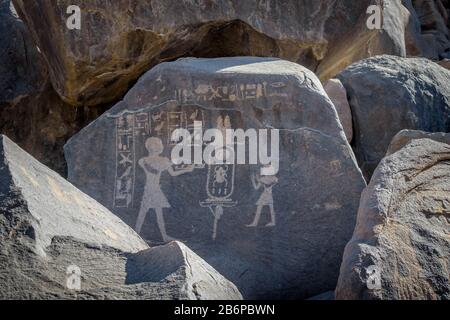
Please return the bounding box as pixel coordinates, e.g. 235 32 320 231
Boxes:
0 135 241 300
323 79 353 143
439 58 450 68
387 129 450 154
0 81 108 176
128 241 242 300
405 0 450 59
403 0 430 56
338 55 450 180
0 0 45 104
65 57 366 299
336 139 450 300
308 291 335 300
0 0 109 175
13 0 408 107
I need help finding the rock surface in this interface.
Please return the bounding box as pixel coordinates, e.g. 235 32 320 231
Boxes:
65 57 366 299
128 241 242 300
0 0 108 175
13 0 408 106
439 58 450 69
336 138 450 300
0 0 45 104
338 55 450 179
387 129 450 155
0 135 241 300
406 0 450 59
323 79 353 143
307 291 335 300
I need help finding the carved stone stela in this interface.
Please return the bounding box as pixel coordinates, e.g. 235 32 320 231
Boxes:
66 57 366 299
111 79 286 243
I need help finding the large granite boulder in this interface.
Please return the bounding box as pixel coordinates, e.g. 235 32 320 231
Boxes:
387 129 450 155
127 241 242 300
0 135 241 300
336 138 450 300
338 55 450 179
65 57 366 299
13 0 409 106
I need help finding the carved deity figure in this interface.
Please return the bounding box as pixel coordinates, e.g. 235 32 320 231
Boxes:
247 167 278 228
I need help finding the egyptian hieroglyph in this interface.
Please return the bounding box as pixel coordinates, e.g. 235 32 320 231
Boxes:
65 57 366 299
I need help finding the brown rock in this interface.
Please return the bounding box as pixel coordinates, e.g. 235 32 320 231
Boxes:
323 79 353 143
0 0 109 175
13 0 408 106
0 0 45 104
439 58 450 68
0 135 242 300
405 0 450 59
0 80 109 176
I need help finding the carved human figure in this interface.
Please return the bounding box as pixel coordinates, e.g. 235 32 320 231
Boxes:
135 137 194 242
247 168 278 228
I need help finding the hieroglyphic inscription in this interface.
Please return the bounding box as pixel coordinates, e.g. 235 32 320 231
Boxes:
113 107 206 208
175 82 288 103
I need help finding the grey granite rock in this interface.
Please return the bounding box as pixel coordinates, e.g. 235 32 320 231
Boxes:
336 138 450 300
338 55 450 179
386 129 450 155
65 57 366 299
0 135 241 300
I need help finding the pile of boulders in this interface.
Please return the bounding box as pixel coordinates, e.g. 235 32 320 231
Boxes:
0 0 449 300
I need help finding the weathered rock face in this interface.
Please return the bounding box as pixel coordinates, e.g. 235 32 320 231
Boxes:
0 80 109 176
128 241 242 300
323 79 353 143
387 129 450 155
338 55 450 179
0 0 109 175
336 139 450 300
13 0 409 107
65 57 366 299
0 135 241 300
406 0 450 59
308 291 335 300
0 0 45 104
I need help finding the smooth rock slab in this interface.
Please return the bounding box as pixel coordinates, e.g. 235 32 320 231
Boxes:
0 135 241 299
65 57 366 299
338 55 450 179
336 139 450 300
